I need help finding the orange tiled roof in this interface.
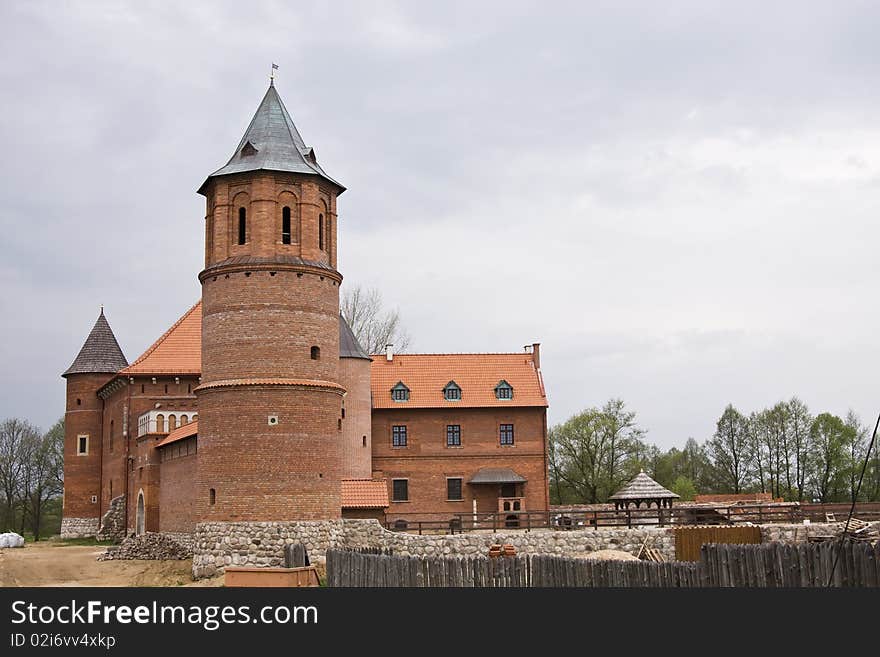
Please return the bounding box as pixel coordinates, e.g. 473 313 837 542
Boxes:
156 420 198 448
341 479 389 508
371 353 547 409
120 302 202 375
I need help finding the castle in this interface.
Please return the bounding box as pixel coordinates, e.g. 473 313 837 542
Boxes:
60 82 549 539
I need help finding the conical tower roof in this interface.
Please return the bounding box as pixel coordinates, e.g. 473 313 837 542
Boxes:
339 314 371 360
609 470 680 501
198 82 344 194
62 309 128 377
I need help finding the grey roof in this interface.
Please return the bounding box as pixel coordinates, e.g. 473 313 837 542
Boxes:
198 82 344 194
609 471 680 501
62 310 128 377
469 468 527 484
339 314 371 360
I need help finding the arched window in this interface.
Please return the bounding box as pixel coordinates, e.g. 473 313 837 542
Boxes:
282 206 291 244
362 436 367 447
180 414 188 425
311 346 320 360
168 415 177 431
209 488 216 505
156 414 165 433
319 214 324 251
238 207 246 245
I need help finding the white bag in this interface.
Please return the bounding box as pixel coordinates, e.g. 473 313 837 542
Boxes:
0 532 25 548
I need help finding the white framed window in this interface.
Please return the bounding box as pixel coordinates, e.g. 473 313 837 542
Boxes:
77 434 89 456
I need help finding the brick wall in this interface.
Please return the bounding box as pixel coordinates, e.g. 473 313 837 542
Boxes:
159 451 197 533
372 406 549 522
339 357 372 479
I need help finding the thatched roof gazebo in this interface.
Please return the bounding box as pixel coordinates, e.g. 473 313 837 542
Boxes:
609 470 680 510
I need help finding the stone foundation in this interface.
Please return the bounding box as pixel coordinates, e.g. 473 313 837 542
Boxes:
60 517 99 539
761 521 880 544
192 520 676 579
96 495 126 542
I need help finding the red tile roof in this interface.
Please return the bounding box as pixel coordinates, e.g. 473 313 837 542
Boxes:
341 479 389 508
156 420 198 448
120 302 202 375
370 353 547 409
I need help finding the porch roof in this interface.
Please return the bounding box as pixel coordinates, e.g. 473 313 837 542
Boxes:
469 468 527 484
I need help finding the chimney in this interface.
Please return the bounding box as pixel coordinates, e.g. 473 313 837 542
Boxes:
386 344 394 362
531 342 541 368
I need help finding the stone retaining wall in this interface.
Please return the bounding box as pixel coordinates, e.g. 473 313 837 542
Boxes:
192 520 675 579
60 517 98 539
761 521 880 544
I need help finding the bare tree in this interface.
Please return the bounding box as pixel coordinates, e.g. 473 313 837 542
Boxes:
22 419 64 540
0 418 40 532
341 285 412 354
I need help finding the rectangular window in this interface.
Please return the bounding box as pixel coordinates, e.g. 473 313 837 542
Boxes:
392 479 409 502
500 424 515 445
77 435 88 456
392 425 407 447
446 425 461 447
447 478 463 501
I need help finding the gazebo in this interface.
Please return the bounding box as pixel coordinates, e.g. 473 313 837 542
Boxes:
609 470 679 510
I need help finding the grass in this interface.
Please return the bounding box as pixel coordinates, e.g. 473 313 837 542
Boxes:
44 536 115 547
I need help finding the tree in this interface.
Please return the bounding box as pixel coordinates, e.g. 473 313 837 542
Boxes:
785 397 813 501
549 400 645 504
807 413 850 503
843 410 869 503
0 418 40 532
341 285 412 354
22 419 64 540
707 405 751 494
671 475 698 501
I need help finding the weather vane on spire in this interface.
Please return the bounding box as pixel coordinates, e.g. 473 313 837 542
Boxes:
270 62 278 85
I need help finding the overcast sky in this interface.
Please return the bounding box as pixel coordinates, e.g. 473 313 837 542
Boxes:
1 1 878 448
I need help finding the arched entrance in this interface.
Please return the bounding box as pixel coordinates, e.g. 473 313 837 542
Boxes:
136 490 145 536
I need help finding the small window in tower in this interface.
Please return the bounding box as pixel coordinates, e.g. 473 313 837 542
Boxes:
209 488 216 505
77 435 88 456
362 436 367 447
238 208 247 245
282 207 292 244
164 384 168 394
341 408 345 419
311 346 320 360
76 398 81 406
110 420 114 453
319 214 324 251
337 419 342 430
141 384 145 393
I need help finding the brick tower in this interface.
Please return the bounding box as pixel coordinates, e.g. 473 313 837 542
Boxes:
194 81 346 522
60 309 128 537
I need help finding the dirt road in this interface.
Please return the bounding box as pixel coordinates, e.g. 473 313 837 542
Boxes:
0 542 221 587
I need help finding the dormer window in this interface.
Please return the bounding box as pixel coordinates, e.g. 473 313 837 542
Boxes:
241 141 258 157
391 382 410 402
495 380 513 400
443 381 461 401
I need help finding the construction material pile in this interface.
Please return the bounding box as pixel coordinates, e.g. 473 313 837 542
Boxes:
98 533 191 561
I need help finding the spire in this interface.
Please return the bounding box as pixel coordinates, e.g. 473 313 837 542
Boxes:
198 83 344 194
339 314 371 360
62 309 129 377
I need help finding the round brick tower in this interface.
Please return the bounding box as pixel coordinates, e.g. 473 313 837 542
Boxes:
194 82 346 522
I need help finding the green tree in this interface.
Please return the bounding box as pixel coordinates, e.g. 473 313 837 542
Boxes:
807 413 850 502
708 405 751 494
671 475 698 501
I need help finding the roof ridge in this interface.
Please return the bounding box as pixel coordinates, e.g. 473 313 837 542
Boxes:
125 300 202 369
372 352 535 357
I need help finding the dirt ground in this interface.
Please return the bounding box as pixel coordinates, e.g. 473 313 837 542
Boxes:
0 542 222 587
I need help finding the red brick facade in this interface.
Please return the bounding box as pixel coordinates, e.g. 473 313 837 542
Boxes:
372 406 549 524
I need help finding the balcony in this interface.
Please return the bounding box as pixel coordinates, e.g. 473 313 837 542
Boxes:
137 410 198 437
498 497 526 513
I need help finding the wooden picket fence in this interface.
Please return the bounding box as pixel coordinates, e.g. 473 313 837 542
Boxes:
325 540 880 587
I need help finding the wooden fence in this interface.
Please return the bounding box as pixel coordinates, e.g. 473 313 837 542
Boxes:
674 526 763 561
326 540 880 587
